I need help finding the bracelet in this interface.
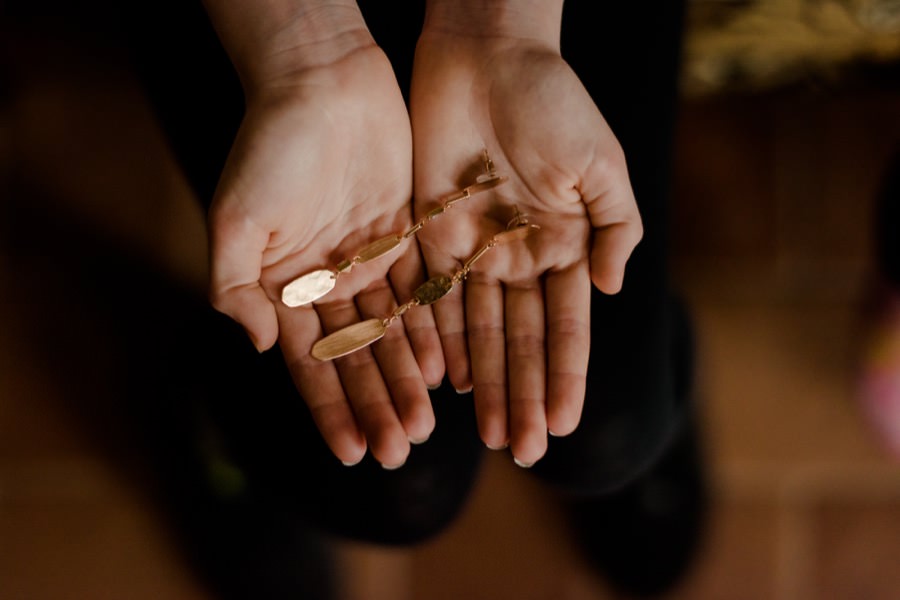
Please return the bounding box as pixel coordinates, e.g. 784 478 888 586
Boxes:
281 150 508 308
311 208 539 361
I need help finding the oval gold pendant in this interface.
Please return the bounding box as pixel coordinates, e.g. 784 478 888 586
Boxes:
413 276 454 305
312 318 387 361
282 269 337 307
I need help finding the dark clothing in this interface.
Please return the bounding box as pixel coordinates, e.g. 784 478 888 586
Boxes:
125 0 688 545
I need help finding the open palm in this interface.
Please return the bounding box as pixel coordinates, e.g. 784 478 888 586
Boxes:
209 46 442 468
411 35 643 466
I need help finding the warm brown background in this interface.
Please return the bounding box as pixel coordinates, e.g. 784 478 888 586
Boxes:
3 1 900 598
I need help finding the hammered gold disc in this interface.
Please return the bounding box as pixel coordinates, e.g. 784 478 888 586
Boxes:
311 318 387 361
413 276 454 305
282 269 337 307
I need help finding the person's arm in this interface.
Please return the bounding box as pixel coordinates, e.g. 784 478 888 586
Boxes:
201 0 372 97
202 0 444 468
411 0 642 466
423 0 563 49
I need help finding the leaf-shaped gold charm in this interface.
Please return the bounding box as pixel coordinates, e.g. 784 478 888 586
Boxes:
493 223 540 245
356 234 403 263
311 318 387 361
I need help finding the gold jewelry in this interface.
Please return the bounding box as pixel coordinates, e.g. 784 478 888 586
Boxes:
281 150 508 308
311 210 540 361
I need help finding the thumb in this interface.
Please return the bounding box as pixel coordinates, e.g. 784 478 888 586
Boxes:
208 210 279 352
580 147 643 294
589 220 643 294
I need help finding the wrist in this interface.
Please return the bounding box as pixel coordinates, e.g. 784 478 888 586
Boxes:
422 0 562 50
203 0 375 94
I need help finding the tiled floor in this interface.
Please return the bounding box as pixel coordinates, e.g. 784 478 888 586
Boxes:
3 13 900 600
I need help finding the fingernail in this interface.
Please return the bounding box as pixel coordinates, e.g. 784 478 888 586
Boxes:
513 457 535 468
381 459 407 471
409 434 430 445
455 386 473 395
548 429 562 437
486 442 508 451
427 383 441 391
341 458 362 467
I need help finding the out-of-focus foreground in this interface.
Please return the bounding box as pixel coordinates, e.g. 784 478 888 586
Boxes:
2 1 900 599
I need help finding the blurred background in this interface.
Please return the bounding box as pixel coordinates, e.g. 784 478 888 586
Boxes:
2 0 900 598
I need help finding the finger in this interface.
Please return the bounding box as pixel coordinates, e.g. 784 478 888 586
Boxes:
466 275 508 449
276 303 367 466
412 139 484 392
356 281 436 446
388 245 446 387
208 208 279 351
544 263 591 437
590 220 643 294
432 285 472 392
317 297 411 469
580 146 643 294
505 281 548 467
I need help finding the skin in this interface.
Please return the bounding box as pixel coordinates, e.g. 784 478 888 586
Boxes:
202 0 642 470
204 2 443 469
411 2 643 466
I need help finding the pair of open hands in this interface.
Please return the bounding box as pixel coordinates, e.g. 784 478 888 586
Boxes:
207 30 642 469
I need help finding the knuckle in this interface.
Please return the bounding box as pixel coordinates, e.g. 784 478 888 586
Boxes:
510 410 546 436
467 322 504 337
549 316 589 343
506 333 544 360
334 347 379 371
